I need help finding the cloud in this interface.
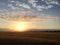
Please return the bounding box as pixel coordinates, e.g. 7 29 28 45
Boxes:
28 0 37 4
0 0 60 11
18 3 31 9
0 10 58 22
36 5 45 11
33 4 53 11
46 5 53 9
45 0 59 5
15 1 30 9
28 0 60 11
28 0 37 7
10 0 15 3
4 0 59 11
8 4 16 10
8 0 31 10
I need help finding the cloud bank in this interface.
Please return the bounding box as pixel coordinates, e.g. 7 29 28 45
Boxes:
0 0 60 22
0 10 58 22
0 0 59 11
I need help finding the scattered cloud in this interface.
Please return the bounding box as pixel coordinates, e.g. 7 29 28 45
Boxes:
19 3 31 9
10 0 15 3
45 0 59 5
0 0 60 11
28 0 37 7
0 10 58 22
8 4 16 10
8 0 31 10
28 0 60 11
0 0 60 22
0 0 57 11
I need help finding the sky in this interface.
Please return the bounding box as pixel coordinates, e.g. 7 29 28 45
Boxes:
0 0 60 31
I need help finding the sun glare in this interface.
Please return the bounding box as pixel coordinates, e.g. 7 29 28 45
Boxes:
18 25 24 30
17 24 26 31
15 22 28 32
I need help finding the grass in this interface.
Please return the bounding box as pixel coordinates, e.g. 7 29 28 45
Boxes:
0 31 60 45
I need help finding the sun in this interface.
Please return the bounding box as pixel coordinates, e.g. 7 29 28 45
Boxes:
18 25 24 30
17 24 26 31
15 22 28 32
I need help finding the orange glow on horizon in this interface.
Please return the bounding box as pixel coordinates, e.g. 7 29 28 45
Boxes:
12 21 28 32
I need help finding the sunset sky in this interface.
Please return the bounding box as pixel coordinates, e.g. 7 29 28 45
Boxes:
0 0 60 31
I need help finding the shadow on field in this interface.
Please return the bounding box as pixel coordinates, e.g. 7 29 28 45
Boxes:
0 39 60 45
0 32 60 45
